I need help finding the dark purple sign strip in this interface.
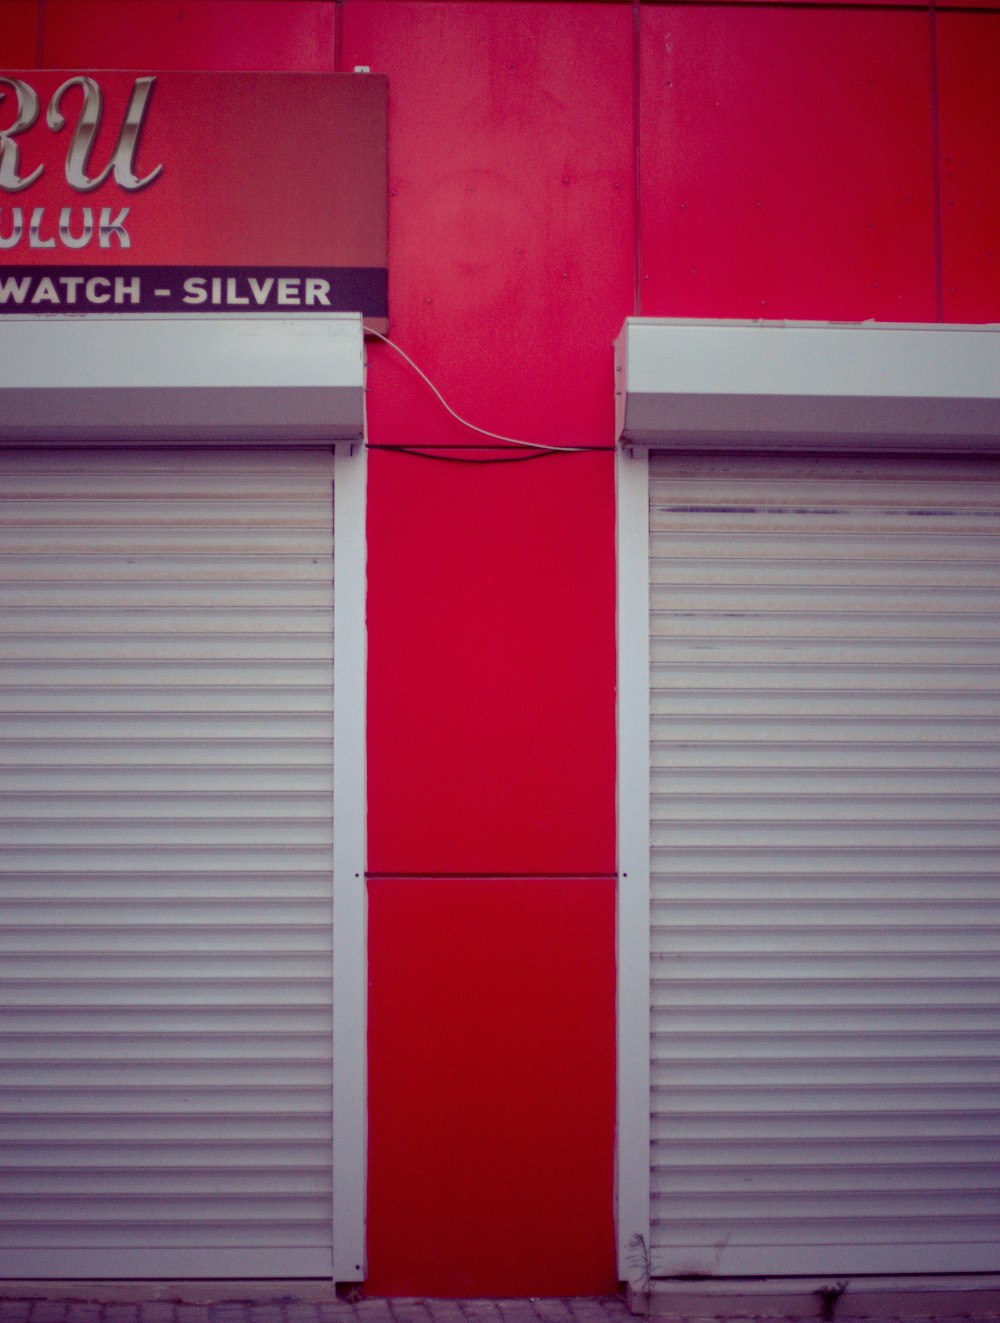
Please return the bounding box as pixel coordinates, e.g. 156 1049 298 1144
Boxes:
0 265 388 316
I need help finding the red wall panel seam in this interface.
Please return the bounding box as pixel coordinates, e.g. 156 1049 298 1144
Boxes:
930 3 944 321
633 0 642 316
367 872 620 879
335 0 345 73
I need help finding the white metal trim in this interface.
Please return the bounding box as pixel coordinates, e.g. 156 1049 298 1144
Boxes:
615 318 1000 452
615 445 652 1286
0 314 366 445
331 442 368 1282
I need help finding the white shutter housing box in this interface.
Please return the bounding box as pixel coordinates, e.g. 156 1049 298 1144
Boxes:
615 317 1000 452
0 312 366 444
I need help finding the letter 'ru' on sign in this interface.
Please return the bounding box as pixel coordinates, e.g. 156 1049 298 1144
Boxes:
0 75 162 193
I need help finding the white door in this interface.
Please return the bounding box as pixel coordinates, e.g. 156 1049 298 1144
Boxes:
0 447 347 1277
645 451 1000 1277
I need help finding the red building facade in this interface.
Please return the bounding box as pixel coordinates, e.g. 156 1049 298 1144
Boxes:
4 0 1000 1299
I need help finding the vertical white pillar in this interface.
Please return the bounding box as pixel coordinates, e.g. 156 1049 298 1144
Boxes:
332 440 368 1281
615 445 652 1287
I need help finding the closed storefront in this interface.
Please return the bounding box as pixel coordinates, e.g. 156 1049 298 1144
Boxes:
4 0 1000 1302
645 451 1000 1276
616 320 1000 1288
0 314 368 1280
0 448 348 1277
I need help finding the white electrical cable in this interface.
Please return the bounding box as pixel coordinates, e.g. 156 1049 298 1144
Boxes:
366 327 588 453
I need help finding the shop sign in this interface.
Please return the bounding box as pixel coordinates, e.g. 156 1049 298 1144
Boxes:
0 70 387 322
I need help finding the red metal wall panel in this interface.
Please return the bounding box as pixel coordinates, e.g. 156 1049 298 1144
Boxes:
40 0 336 71
349 8 625 1291
366 876 617 1297
2 0 37 64
639 5 938 321
341 1 634 450
366 447 616 877
938 13 1000 321
350 1 625 876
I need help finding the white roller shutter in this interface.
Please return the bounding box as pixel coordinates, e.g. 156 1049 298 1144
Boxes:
0 447 340 1278
647 451 1000 1278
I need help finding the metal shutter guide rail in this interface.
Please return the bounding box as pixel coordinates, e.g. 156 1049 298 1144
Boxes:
615 318 1000 453
0 313 366 445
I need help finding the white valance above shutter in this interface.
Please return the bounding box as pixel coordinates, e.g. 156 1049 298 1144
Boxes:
0 313 366 445
615 318 1000 453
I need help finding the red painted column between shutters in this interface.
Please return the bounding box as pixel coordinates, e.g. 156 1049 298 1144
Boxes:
366 877 618 1298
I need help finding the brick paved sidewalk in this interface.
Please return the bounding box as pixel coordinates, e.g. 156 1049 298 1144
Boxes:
0 1294 631 1323
2 1292 999 1323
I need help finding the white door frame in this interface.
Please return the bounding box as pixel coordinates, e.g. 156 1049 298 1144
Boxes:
332 440 368 1281
615 444 653 1287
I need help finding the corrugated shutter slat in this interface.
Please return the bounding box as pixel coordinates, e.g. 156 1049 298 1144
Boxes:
0 448 336 1276
648 452 1000 1278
